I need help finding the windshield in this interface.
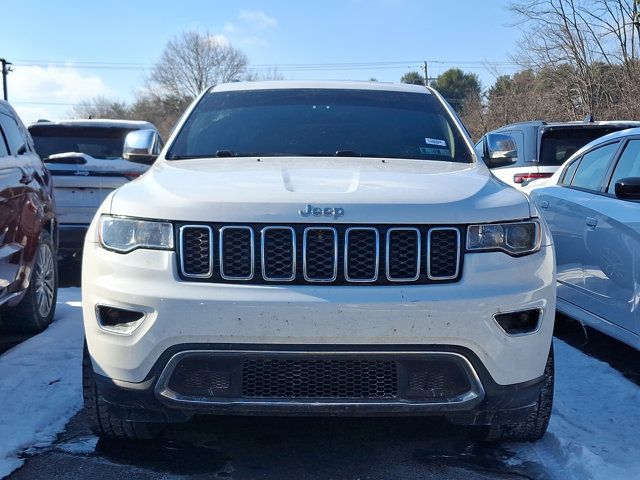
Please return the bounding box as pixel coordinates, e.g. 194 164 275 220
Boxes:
29 125 137 160
168 88 473 163
539 126 630 166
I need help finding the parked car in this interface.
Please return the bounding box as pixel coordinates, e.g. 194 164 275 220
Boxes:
28 120 162 261
82 81 556 443
530 128 640 350
0 101 58 332
476 119 640 189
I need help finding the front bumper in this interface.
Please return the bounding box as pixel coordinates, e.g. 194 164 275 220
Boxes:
83 241 555 390
92 343 546 424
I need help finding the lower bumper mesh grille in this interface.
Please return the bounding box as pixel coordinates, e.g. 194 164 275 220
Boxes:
159 351 484 407
242 358 398 399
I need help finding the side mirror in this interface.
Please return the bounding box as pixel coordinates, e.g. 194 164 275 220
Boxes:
615 177 640 201
123 129 161 165
484 133 518 168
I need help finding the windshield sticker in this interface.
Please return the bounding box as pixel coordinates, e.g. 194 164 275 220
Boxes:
420 147 451 156
425 137 447 147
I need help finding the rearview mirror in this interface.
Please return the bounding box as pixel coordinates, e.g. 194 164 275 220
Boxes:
484 133 518 168
615 177 640 201
123 129 161 165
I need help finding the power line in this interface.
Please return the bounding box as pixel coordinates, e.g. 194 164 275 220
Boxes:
10 58 521 74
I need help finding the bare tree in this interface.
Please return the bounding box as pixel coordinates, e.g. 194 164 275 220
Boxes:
129 92 192 139
71 97 131 120
243 66 285 81
509 0 640 117
148 31 249 99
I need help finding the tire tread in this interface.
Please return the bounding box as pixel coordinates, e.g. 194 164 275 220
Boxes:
82 344 159 440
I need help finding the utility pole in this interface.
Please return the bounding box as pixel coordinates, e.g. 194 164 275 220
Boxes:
423 61 429 87
634 1 640 52
0 58 12 101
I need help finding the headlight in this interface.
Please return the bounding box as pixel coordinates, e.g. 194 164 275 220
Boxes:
99 215 174 253
466 221 540 256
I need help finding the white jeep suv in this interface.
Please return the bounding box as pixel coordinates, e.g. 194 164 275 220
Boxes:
82 81 555 442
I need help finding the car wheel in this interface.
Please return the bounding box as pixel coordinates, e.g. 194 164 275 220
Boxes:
82 343 161 440
483 345 554 443
2 230 58 333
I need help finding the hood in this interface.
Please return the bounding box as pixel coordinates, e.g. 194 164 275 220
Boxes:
109 157 531 224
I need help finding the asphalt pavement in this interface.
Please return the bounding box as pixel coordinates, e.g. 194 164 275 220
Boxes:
10 410 542 480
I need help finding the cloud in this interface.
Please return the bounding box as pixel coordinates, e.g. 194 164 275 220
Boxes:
206 34 230 47
9 65 115 123
238 10 277 29
223 22 237 33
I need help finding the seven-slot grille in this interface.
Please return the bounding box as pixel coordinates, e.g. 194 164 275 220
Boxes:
178 224 462 285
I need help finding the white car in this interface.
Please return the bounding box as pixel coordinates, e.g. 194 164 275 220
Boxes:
530 128 640 350
82 81 556 442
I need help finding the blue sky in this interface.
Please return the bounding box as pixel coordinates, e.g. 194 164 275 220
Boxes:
1 0 523 122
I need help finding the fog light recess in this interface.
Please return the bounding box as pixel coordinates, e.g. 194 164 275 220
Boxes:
96 305 146 334
494 309 542 336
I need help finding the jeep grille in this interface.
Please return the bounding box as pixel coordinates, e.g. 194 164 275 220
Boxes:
177 224 462 285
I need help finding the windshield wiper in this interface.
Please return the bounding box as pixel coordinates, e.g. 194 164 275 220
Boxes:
168 150 236 160
215 150 235 157
167 155 210 160
334 150 361 157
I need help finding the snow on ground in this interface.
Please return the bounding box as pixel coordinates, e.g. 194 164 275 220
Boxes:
0 288 83 478
510 339 640 479
0 287 639 479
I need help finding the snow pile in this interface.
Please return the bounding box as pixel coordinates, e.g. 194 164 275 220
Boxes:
511 339 640 479
0 288 84 478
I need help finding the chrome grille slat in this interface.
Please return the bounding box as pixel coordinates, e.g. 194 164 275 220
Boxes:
261 227 296 281
386 228 421 282
179 225 213 278
303 227 338 282
428 228 461 280
219 226 255 280
344 227 379 282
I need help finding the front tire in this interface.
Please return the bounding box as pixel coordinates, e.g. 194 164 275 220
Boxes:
82 343 161 440
2 230 57 333
483 346 554 443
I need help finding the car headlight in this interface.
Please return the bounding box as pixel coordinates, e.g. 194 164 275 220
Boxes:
466 221 540 256
99 215 174 253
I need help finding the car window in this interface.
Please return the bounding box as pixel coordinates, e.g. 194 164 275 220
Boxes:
571 142 619 191
29 125 136 160
607 139 640 193
540 127 624 166
0 126 9 157
168 89 474 163
560 157 582 186
0 113 26 155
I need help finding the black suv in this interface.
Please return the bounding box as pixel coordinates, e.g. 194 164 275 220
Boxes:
0 101 58 332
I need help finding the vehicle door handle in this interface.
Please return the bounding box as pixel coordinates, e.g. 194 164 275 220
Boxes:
539 201 549 210
586 217 597 228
